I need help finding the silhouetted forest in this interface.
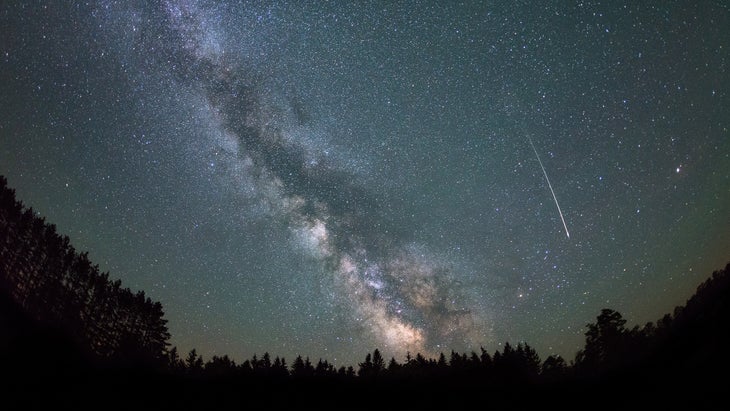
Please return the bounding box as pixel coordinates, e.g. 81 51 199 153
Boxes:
1 174 727 409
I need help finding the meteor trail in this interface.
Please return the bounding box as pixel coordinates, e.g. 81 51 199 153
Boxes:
527 136 570 238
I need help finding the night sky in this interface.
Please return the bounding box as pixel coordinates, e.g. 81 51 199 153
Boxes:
1 1 728 367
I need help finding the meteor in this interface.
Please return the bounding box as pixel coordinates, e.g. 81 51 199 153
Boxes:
527 136 570 238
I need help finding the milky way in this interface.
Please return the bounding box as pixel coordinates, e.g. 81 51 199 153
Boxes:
1 1 728 365
146 0 484 356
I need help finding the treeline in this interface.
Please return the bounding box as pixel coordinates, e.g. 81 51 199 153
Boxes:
0 175 169 365
156 268 730 389
574 262 730 380
156 265 730 386
163 342 547 383
160 252 729 383
1 173 729 396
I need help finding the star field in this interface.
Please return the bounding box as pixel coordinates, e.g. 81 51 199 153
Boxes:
1 1 728 366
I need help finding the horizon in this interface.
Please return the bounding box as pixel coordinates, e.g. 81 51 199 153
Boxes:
2 176 726 367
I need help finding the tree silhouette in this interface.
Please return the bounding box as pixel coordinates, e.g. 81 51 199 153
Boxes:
206 355 237 377
357 352 373 377
291 355 306 377
0 176 170 365
186 349 204 374
272 356 288 378
541 355 567 379
315 358 335 377
357 349 385 378
167 346 186 372
576 308 627 371
387 357 400 375
371 349 385 375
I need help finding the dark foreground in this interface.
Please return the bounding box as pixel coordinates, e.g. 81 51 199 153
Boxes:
2 285 726 411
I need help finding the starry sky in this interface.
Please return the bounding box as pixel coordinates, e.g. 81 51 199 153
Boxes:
1 1 729 366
